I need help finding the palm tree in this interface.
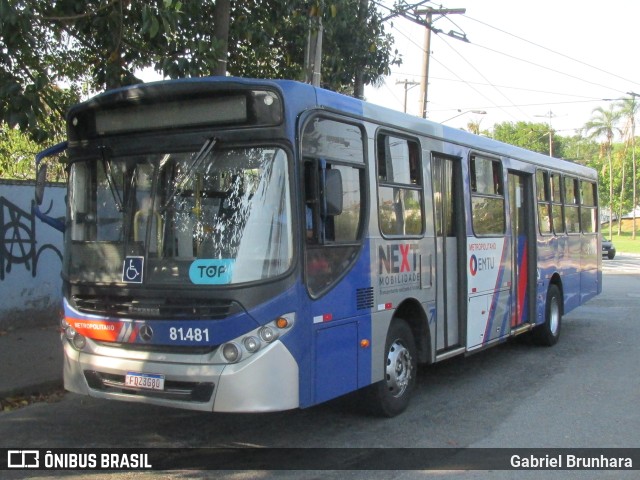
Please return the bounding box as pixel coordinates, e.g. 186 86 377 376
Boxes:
617 96 639 239
583 106 621 239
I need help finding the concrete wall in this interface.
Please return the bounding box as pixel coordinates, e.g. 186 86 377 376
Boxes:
0 180 65 329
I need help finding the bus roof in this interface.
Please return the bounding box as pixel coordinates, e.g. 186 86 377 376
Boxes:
75 76 596 180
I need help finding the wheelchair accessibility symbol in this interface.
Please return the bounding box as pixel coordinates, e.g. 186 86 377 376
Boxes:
122 256 144 283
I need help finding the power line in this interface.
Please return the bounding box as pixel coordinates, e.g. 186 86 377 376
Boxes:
427 52 516 120
388 23 509 117
437 34 528 121
428 97 619 113
426 77 609 100
463 15 640 90
397 5 468 118
384 12 603 123
467 40 630 97
376 3 633 126
374 0 434 22
383 69 617 101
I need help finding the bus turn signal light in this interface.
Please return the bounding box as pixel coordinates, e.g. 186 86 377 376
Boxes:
276 317 289 329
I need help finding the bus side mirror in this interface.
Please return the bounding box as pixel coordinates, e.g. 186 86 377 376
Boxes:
33 141 67 232
35 163 47 206
323 169 343 216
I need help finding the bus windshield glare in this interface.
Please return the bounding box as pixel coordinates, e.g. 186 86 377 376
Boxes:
65 145 292 286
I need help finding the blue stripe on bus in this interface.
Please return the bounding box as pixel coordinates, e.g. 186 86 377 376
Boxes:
483 238 510 345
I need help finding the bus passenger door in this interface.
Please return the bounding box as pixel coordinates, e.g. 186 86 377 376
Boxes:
432 155 463 352
508 171 535 328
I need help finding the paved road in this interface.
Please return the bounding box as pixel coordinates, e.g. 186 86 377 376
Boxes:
1 256 639 479
602 252 640 273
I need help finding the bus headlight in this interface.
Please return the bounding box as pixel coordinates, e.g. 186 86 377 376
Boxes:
258 326 278 343
60 317 87 351
72 333 87 350
243 336 261 353
64 325 77 341
222 343 242 363
215 313 295 364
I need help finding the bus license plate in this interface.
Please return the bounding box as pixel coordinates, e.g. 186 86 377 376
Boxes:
124 372 165 391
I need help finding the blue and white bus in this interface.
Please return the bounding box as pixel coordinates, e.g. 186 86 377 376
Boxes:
35 77 601 416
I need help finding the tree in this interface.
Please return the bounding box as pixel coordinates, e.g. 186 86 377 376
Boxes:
490 121 564 157
583 106 622 239
0 0 187 141
559 133 600 166
227 1 399 93
0 124 65 180
0 0 400 144
617 97 639 239
466 120 483 135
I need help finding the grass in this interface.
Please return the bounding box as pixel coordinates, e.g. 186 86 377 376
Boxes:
602 218 640 254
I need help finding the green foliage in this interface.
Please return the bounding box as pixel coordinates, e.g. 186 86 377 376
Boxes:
225 1 399 92
0 0 400 147
0 124 65 181
583 105 623 238
0 125 38 180
559 134 600 165
0 0 77 141
489 121 564 157
583 106 622 145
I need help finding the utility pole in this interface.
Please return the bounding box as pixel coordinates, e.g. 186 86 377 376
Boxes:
534 110 558 157
416 7 466 118
304 7 324 86
212 0 230 76
395 79 419 113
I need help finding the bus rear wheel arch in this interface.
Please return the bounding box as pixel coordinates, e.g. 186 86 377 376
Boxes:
364 318 417 417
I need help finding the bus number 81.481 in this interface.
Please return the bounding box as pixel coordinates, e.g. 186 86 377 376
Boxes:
169 327 210 342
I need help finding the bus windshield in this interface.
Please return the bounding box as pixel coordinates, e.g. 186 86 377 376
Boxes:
65 144 293 286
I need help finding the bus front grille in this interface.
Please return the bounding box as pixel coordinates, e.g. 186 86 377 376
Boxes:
84 370 214 403
72 295 241 320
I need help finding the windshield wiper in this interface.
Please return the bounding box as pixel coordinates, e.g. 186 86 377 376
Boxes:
99 146 124 213
164 137 217 208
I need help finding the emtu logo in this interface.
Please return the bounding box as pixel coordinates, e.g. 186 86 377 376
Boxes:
469 254 495 276
8 450 39 468
469 255 478 276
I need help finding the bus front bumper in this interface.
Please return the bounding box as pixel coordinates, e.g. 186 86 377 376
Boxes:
62 336 299 412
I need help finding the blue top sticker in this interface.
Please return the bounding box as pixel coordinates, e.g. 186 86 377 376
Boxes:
189 259 235 284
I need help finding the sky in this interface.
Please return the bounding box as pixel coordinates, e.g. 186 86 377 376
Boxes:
364 0 640 137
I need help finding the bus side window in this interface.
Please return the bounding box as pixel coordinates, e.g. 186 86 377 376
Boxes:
550 173 565 234
376 134 423 237
470 155 505 236
536 170 552 234
564 176 580 234
580 180 598 233
301 116 366 296
304 160 361 243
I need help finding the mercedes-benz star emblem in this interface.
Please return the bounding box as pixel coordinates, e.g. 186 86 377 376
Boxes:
139 324 154 342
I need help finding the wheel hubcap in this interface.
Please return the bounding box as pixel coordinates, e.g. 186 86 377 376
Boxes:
549 296 559 335
385 339 413 398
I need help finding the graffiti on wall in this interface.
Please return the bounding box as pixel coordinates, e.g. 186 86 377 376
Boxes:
0 196 62 280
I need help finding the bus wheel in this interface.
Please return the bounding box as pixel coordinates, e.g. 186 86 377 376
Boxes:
365 320 417 417
533 284 562 346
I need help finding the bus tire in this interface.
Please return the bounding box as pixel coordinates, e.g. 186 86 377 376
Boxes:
533 284 562 346
365 319 417 417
